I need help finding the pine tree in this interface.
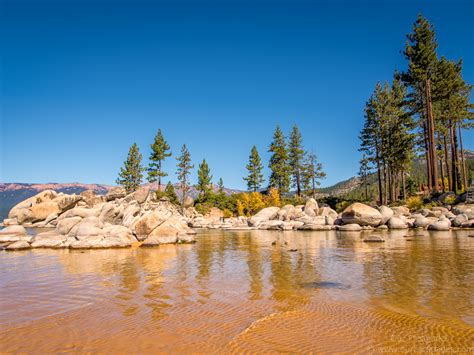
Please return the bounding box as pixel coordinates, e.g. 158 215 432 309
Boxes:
244 145 264 192
403 14 439 192
302 152 325 198
288 125 305 197
164 181 179 205
217 177 225 193
116 143 144 193
147 129 171 190
196 159 213 197
268 126 290 195
176 144 194 209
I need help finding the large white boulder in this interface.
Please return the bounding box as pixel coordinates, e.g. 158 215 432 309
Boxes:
341 203 382 227
248 207 280 227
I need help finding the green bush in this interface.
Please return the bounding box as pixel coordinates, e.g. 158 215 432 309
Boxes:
406 196 423 211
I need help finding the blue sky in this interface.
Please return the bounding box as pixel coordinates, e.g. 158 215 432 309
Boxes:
1 0 473 189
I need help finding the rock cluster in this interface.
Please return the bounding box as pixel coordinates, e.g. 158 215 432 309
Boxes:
1 188 195 250
188 198 474 232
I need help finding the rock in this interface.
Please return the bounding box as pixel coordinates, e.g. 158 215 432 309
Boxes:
0 234 32 243
461 220 474 228
99 202 122 224
304 199 318 217
29 201 60 222
277 205 296 221
452 205 474 219
299 224 332 231
58 207 101 220
8 190 58 223
337 224 362 231
53 194 82 212
141 215 193 246
5 240 31 250
183 196 194 208
0 225 27 235
318 207 338 219
363 235 385 243
413 216 430 228
122 204 141 227
377 206 394 225
44 212 58 225
376 225 388 230
391 206 410 216
258 220 284 230
105 187 126 201
387 217 408 229
129 187 150 204
341 203 382 227
80 190 100 207
451 213 469 227
31 232 68 248
248 207 280 227
74 218 104 239
56 216 83 235
133 209 172 241
69 236 132 249
427 220 451 231
2 218 18 226
178 234 196 243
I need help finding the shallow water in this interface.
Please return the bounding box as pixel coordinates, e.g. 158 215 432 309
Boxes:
1 229 473 353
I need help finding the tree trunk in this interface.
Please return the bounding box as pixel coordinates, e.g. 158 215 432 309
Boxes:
458 124 468 190
443 134 451 191
423 122 432 191
402 171 406 201
425 79 438 193
376 146 383 205
438 133 445 192
452 125 462 191
296 172 301 197
449 122 459 193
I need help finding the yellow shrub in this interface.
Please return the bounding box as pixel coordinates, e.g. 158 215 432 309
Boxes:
265 188 281 207
406 196 423 211
249 192 266 214
236 199 245 216
223 209 233 218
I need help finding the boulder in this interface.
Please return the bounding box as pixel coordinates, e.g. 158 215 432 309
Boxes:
387 217 408 229
183 196 194 208
248 207 280 227
129 187 150 204
258 220 284 230
105 187 126 201
377 206 394 225
452 214 468 227
5 240 31 250
58 207 101 220
341 203 382 227
277 205 296 221
69 236 132 249
304 198 319 214
427 220 451 231
53 194 82 212
299 224 332 231
337 224 362 231
132 209 172 241
2 218 18 226
413 216 430 228
31 232 68 248
141 215 193 246
29 201 60 222
452 205 474 219
122 204 141 227
99 202 122 224
317 207 338 219
391 206 410 216
56 216 82 235
0 225 27 235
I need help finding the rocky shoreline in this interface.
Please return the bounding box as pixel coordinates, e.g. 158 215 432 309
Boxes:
1 188 473 251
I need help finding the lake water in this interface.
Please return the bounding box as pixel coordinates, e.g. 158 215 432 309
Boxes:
1 229 473 353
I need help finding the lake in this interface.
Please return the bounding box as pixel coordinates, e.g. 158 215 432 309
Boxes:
1 229 473 353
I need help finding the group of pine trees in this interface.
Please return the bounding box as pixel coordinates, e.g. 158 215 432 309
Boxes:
359 14 473 205
244 125 325 198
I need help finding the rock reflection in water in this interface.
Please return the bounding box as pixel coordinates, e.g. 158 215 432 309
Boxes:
0 229 473 353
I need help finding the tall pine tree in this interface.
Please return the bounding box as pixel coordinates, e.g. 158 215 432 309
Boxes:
116 143 144 193
147 129 171 190
176 144 194 209
268 126 290 195
196 159 213 197
288 125 305 197
302 152 325 198
244 145 264 192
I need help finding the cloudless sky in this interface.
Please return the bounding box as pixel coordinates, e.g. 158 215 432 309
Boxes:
1 0 473 189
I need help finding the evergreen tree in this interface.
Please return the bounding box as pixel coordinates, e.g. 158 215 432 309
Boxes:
244 145 264 192
116 143 144 193
288 125 305 197
302 152 326 197
176 144 194 209
147 129 171 190
196 159 213 197
403 14 439 192
217 177 225 193
164 181 179 205
268 126 290 195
